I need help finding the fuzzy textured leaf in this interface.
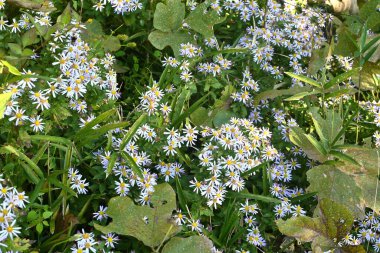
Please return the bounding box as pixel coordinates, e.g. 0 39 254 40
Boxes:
95 183 181 248
153 0 185 32
162 236 214 253
185 1 226 38
148 30 193 59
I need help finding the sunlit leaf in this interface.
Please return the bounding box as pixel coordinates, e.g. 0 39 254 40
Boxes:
162 236 213 253
95 183 181 248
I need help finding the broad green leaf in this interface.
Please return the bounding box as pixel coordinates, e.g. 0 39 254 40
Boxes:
334 25 358 57
253 86 312 105
0 92 12 119
185 1 226 38
309 108 343 145
277 198 354 252
190 107 211 126
103 36 121 52
277 216 322 242
307 162 380 218
153 0 185 32
351 61 380 90
7 0 55 11
289 127 327 162
307 46 329 75
213 110 237 128
1 60 21 75
359 0 380 30
162 236 213 253
341 147 380 175
57 4 72 26
22 28 39 47
285 72 321 88
148 30 193 59
95 183 181 248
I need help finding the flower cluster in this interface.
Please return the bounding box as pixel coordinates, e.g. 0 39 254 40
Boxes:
93 0 143 14
68 168 89 195
4 19 120 133
0 175 27 249
0 1 54 33
338 211 380 252
191 118 278 209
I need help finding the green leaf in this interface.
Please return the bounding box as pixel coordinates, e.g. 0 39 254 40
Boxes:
120 151 143 179
185 1 226 38
95 183 181 248
285 72 321 88
148 30 193 59
324 68 359 89
277 198 354 252
227 192 282 204
36 223 43 234
78 121 130 146
106 153 118 178
254 86 312 104
103 36 121 52
289 127 327 162
172 93 210 127
362 35 380 53
27 210 38 222
309 108 343 145
22 28 39 47
305 134 327 156
162 236 213 253
153 0 185 32
119 113 147 151
307 161 380 218
359 0 380 29
307 46 329 75
329 150 360 166
213 110 236 128
1 60 21 75
190 107 211 126
340 147 380 175
1 145 44 179
284 91 319 101
334 25 358 56
0 92 12 119
27 135 72 146
74 108 117 140
57 3 72 26
42 211 53 219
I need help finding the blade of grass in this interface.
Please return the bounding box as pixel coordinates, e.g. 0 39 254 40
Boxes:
1 145 44 178
73 108 117 140
227 192 282 204
172 92 210 127
119 113 147 151
285 72 321 88
120 151 143 178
